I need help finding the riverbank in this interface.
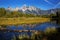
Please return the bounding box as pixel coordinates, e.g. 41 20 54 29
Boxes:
0 17 50 25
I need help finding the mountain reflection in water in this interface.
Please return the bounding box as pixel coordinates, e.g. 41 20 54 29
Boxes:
6 22 60 31
0 22 60 40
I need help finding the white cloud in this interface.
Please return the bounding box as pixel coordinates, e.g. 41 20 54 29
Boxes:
53 2 60 8
44 0 54 5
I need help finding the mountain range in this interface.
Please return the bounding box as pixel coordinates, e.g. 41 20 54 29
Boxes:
6 5 60 15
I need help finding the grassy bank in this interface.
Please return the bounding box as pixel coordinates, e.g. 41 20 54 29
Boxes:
0 17 50 25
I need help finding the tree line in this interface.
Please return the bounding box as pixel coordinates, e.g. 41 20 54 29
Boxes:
0 8 59 18
0 8 41 18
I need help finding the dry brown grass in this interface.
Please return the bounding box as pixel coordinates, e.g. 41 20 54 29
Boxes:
0 17 50 25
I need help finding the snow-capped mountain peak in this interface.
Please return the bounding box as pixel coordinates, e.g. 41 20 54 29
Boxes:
28 6 37 11
19 4 38 11
20 4 28 12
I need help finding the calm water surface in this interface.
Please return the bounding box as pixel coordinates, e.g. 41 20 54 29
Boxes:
0 22 60 40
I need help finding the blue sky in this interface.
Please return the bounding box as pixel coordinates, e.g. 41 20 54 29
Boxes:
0 0 60 10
